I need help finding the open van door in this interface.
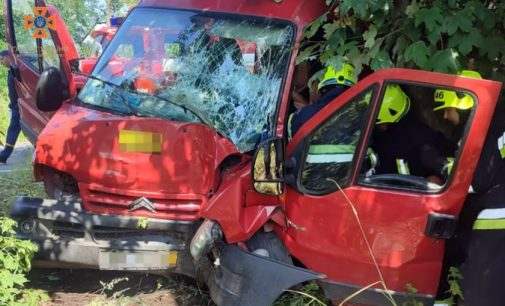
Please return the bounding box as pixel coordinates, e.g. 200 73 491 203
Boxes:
4 0 78 142
282 68 502 304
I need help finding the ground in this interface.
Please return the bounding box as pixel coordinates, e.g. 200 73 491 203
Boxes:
0 142 213 306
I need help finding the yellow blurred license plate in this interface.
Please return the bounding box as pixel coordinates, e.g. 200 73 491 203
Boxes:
118 130 162 153
98 250 178 270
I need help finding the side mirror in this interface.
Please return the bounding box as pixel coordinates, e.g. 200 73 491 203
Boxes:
253 138 284 195
36 67 69 112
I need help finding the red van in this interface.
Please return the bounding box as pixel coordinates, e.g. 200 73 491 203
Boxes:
6 1 503 305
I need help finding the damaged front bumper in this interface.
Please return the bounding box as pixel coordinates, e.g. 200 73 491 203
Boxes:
10 197 198 276
202 245 324 306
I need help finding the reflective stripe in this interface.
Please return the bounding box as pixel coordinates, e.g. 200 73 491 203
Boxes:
308 144 355 154
307 144 355 164
498 132 505 159
368 149 378 168
476 208 505 219
307 153 354 164
473 219 505 230
444 157 454 175
287 113 294 140
473 208 505 230
396 159 410 175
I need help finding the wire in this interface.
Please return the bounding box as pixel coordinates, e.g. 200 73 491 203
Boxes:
326 178 397 306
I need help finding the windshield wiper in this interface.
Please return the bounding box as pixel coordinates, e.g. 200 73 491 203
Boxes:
134 91 212 127
85 74 139 116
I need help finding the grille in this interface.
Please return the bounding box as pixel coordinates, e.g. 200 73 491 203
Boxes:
79 183 204 221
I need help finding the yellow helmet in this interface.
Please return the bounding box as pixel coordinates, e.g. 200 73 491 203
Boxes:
376 84 410 125
318 62 357 90
433 70 482 111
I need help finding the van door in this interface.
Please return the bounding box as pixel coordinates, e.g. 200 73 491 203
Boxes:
5 0 78 142
282 68 502 303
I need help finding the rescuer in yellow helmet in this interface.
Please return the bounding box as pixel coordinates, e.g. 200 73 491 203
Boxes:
288 62 357 138
370 83 456 181
434 70 481 126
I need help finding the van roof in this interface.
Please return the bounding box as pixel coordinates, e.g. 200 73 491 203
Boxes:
138 0 326 28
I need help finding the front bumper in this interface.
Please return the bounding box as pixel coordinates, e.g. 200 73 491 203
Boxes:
202 245 323 306
10 197 198 276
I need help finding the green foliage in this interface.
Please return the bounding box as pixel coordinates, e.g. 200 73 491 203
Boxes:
439 266 464 305
274 282 329 306
299 0 505 81
0 217 46 305
46 0 136 44
402 283 423 306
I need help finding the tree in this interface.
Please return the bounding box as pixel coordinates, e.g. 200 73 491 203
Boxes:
298 0 505 81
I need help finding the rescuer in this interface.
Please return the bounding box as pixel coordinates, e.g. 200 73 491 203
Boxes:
433 70 505 305
0 50 21 164
288 62 357 138
370 84 455 181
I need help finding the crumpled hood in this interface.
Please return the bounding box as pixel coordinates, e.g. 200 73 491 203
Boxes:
35 103 240 196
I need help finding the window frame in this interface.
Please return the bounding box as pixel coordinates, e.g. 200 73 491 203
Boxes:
10 0 44 72
355 80 479 195
295 85 378 196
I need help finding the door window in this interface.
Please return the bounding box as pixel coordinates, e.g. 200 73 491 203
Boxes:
41 33 61 70
300 89 373 193
358 82 475 192
12 0 40 70
80 34 104 58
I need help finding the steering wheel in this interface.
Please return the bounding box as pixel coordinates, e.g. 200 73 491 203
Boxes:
362 174 442 190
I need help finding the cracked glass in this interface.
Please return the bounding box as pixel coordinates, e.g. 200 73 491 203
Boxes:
78 8 294 152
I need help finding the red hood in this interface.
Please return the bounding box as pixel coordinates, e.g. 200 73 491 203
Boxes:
35 103 240 220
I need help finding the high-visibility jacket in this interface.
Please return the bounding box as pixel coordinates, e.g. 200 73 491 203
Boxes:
288 85 348 139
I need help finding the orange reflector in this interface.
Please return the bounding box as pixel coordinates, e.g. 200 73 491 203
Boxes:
119 130 162 153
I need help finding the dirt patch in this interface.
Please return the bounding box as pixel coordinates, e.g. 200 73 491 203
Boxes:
28 269 213 306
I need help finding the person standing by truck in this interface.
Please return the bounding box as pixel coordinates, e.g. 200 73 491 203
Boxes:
0 50 21 164
433 70 505 305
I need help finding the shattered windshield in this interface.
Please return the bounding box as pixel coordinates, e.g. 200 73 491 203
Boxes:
78 8 294 152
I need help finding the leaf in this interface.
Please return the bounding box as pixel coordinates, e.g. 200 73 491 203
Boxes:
326 28 347 49
296 44 320 64
321 55 344 71
429 49 460 73
370 50 393 71
444 11 474 35
304 13 327 39
480 36 505 61
415 7 443 32
340 0 367 17
363 24 378 49
427 28 441 45
457 29 482 56
404 41 430 68
405 0 420 18
323 22 339 40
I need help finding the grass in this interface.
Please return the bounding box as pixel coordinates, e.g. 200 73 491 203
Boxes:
0 153 46 215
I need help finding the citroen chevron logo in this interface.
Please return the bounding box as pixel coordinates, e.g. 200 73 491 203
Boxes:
128 197 156 213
